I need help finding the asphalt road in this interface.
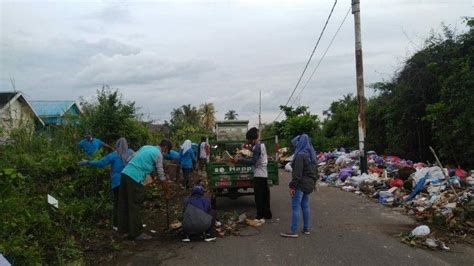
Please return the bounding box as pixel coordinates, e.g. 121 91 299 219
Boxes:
119 171 474 266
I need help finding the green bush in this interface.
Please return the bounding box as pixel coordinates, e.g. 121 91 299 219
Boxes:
0 87 146 264
0 130 112 264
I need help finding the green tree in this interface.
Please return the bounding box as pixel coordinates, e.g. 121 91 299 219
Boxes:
225 110 238 120
321 94 358 150
80 86 150 148
170 104 201 126
199 102 216 130
169 104 211 144
331 18 474 167
269 105 321 148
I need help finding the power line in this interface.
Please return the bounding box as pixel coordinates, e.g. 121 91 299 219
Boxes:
290 7 351 107
273 0 338 122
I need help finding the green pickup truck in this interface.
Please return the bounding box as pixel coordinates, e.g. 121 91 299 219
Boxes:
207 120 279 207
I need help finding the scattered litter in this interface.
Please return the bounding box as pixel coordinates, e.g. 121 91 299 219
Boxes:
150 230 157 234
222 151 233 161
342 186 356 192
236 148 252 158
424 238 438 248
0 253 11 266
285 162 292 173
238 213 247 224
318 149 473 243
411 225 430 237
47 194 58 208
170 222 182 230
423 238 450 250
438 240 450 251
245 218 264 227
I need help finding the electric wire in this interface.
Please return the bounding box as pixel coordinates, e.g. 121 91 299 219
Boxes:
290 6 352 107
273 0 338 122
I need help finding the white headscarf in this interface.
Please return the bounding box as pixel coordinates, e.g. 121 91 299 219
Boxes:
181 140 192 154
115 137 134 163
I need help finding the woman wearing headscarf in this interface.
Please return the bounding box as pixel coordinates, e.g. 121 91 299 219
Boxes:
181 184 216 242
179 140 196 189
79 137 135 229
280 134 318 238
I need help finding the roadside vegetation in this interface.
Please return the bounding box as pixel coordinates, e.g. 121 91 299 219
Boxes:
1 19 472 264
264 18 474 169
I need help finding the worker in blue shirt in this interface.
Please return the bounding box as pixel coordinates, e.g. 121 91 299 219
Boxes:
118 139 173 240
78 133 112 158
164 150 180 162
163 149 181 182
79 138 135 229
180 140 196 189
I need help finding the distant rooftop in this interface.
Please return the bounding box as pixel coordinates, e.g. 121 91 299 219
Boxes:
216 120 249 124
30 100 78 117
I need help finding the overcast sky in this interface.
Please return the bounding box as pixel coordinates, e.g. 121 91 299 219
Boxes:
1 0 471 126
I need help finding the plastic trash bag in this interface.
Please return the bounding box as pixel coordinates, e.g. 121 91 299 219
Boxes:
338 167 353 181
284 162 292 172
410 225 430 237
405 174 428 202
455 167 468 179
347 173 378 186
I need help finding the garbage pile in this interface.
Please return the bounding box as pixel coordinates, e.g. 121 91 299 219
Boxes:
400 225 451 250
317 150 474 234
212 147 252 163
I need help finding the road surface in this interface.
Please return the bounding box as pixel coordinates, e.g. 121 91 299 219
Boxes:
117 170 474 266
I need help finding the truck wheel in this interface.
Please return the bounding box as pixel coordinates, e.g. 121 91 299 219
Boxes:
211 195 217 209
228 188 239 200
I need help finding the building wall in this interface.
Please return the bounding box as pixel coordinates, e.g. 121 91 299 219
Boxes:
0 99 36 136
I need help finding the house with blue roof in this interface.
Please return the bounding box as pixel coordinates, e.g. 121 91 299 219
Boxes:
30 100 83 125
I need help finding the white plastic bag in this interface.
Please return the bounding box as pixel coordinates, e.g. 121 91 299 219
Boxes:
284 162 292 172
410 225 430 237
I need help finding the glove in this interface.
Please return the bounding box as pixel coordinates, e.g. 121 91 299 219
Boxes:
289 188 296 197
78 160 89 166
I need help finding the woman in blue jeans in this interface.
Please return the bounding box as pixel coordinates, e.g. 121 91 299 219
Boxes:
281 134 318 238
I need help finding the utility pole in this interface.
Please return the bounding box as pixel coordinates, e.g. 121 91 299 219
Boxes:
352 0 368 173
258 90 262 129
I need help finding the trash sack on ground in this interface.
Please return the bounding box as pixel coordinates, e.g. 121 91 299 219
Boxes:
410 225 430 237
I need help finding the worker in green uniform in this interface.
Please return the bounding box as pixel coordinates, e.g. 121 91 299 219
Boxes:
118 139 173 240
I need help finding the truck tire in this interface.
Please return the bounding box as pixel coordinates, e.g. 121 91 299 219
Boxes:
211 194 217 209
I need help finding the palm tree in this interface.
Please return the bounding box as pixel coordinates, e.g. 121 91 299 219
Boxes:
170 107 184 125
225 110 238 120
199 102 216 130
181 104 201 123
170 104 201 125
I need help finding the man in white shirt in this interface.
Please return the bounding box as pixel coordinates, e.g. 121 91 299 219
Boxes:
199 137 210 173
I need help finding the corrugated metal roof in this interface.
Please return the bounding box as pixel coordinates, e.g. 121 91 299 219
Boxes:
30 101 76 117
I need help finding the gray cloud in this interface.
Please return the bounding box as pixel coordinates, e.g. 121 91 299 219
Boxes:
74 52 216 86
1 0 471 125
85 2 133 24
